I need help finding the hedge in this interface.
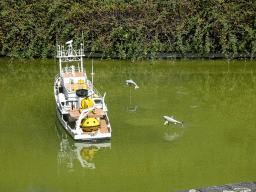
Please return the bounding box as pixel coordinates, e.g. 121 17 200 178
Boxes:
0 0 255 59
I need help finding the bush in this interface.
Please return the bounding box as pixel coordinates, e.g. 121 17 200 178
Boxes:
0 0 255 59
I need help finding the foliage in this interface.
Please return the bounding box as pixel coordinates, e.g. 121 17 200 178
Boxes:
0 0 255 59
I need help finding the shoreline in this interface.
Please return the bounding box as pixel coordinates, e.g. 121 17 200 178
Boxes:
84 52 256 59
1 52 256 60
175 181 256 192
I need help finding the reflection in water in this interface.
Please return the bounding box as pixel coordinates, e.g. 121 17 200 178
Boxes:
164 132 183 141
126 84 138 113
126 106 137 113
164 125 186 141
55 120 111 172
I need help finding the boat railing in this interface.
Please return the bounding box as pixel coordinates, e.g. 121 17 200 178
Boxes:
61 66 87 76
56 107 72 133
87 80 102 98
57 43 84 58
55 74 59 82
92 86 102 98
105 113 110 126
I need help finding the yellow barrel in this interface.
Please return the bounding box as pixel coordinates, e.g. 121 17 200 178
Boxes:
81 97 94 108
80 118 100 132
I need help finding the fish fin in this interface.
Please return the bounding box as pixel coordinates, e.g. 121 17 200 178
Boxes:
181 121 184 127
164 121 168 125
135 86 139 89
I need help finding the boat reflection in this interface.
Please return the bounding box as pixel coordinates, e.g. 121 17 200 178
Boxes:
55 120 111 171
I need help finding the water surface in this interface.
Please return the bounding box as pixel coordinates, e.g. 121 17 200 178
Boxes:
0 57 256 191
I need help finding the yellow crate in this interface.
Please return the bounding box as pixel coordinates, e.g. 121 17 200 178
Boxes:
73 86 78 91
83 85 87 89
78 79 84 84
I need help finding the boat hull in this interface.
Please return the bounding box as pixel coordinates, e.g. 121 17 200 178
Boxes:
56 105 111 141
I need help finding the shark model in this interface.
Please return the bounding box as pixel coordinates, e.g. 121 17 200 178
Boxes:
163 116 184 127
125 79 139 89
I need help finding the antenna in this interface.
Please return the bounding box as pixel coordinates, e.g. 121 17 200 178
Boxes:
91 59 94 89
81 32 84 72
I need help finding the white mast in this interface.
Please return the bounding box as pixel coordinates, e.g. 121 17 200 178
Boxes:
81 32 84 72
81 52 83 73
91 59 94 89
59 57 62 75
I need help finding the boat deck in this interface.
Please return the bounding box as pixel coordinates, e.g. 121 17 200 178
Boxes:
61 71 89 92
69 108 105 119
65 82 89 92
67 108 109 134
62 71 85 78
67 118 109 135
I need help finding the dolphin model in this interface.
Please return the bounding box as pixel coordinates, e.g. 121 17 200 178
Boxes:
125 79 139 89
163 116 184 127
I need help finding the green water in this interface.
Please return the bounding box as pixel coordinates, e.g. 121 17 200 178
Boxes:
1 57 256 191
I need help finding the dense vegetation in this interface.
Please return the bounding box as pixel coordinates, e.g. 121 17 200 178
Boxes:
0 0 255 59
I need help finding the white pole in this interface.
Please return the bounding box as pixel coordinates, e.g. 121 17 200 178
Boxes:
91 59 94 90
70 74 71 92
81 56 83 72
59 58 62 75
81 32 84 73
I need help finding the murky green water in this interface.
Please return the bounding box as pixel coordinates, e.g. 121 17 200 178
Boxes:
1 57 256 191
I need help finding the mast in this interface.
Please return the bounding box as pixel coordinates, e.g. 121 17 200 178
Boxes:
59 58 62 75
91 59 94 89
81 32 84 72
81 51 83 73
56 38 85 75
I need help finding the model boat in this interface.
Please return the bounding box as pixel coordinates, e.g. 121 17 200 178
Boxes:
54 40 111 141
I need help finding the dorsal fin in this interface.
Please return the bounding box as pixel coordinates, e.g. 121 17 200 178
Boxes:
171 116 173 118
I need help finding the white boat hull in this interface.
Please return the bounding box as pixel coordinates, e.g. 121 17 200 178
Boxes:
56 105 111 141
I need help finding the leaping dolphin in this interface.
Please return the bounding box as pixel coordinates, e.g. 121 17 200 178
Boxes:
164 116 184 127
125 79 139 89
